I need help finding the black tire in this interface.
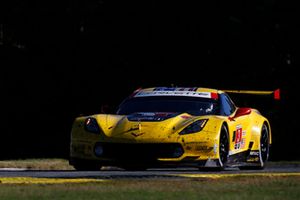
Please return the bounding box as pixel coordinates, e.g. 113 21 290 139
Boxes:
219 124 229 168
259 123 270 168
201 124 229 171
239 123 269 170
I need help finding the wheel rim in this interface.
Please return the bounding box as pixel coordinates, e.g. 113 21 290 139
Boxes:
260 125 269 162
219 126 229 165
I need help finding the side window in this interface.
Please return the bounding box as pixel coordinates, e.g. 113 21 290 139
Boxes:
220 94 236 116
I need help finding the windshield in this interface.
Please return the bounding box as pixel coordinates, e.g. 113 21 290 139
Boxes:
117 96 219 116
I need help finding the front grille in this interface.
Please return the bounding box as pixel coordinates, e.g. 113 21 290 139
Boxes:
97 143 183 160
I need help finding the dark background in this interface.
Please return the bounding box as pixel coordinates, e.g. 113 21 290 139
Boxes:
0 1 298 160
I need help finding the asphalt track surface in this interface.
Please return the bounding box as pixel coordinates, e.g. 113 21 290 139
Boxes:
1 164 300 184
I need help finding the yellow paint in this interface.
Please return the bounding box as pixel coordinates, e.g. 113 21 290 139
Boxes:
0 177 106 184
171 173 300 179
70 87 271 168
223 90 273 95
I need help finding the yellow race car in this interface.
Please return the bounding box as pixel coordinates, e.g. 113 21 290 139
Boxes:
69 87 271 170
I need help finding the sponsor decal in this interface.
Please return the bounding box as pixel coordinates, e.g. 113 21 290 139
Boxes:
247 156 259 162
248 151 260 162
135 90 212 98
250 151 259 156
234 125 246 149
154 87 176 91
154 87 197 91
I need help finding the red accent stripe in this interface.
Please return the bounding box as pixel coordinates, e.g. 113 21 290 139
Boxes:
211 92 218 99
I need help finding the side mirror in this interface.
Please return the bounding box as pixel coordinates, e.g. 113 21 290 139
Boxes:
229 107 251 121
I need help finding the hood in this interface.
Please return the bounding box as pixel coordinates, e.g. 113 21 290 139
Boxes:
94 112 197 141
127 112 179 122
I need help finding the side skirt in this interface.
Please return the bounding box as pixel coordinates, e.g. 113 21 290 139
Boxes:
226 150 261 167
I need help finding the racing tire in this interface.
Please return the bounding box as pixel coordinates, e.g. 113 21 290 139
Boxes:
199 124 229 171
219 124 229 168
239 123 270 170
260 123 270 165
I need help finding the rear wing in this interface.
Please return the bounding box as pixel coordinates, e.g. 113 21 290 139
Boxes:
223 89 280 100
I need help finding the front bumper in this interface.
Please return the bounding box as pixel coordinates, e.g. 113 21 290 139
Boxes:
70 141 221 168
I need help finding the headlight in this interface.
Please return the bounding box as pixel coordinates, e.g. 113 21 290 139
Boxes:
84 117 100 134
179 119 208 135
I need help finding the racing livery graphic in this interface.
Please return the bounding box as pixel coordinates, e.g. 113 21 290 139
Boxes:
69 87 273 170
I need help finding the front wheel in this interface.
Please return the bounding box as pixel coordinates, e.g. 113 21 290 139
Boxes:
201 124 229 171
219 124 229 168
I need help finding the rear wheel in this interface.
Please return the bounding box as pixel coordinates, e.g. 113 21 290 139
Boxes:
240 123 269 170
259 123 270 168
